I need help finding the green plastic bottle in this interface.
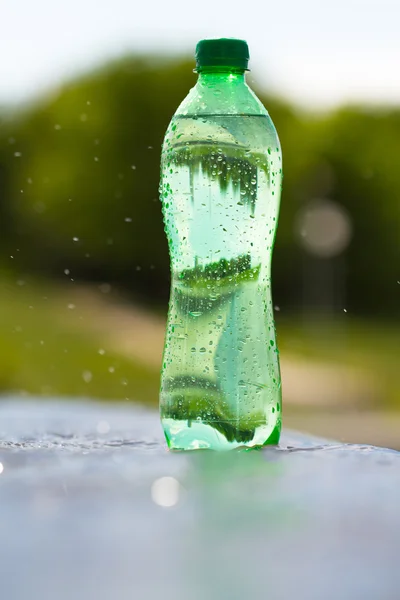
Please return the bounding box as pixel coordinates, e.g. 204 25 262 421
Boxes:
160 38 282 450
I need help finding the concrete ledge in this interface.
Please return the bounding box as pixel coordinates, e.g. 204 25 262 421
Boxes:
0 398 398 600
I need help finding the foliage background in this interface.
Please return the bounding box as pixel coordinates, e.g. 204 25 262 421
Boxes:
0 55 399 447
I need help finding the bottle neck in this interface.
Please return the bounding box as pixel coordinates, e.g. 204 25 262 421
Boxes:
197 69 246 86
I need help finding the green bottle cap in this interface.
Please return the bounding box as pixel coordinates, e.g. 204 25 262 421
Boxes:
195 38 250 71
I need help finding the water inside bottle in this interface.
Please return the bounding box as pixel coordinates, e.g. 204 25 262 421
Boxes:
160 114 282 450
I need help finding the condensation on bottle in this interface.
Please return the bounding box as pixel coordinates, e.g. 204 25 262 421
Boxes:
159 38 282 450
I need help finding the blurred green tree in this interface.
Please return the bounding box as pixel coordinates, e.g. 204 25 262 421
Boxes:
321 108 400 315
0 57 399 316
0 58 197 302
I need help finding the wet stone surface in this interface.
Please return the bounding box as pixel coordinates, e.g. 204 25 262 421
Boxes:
0 398 399 600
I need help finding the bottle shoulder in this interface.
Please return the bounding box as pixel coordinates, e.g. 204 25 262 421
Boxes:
162 77 281 160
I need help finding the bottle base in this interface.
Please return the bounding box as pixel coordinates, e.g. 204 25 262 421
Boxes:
162 418 281 451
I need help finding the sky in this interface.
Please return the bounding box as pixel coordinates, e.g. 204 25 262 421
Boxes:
1 0 400 109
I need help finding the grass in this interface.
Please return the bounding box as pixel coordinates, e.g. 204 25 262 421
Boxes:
0 274 159 405
0 273 399 411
